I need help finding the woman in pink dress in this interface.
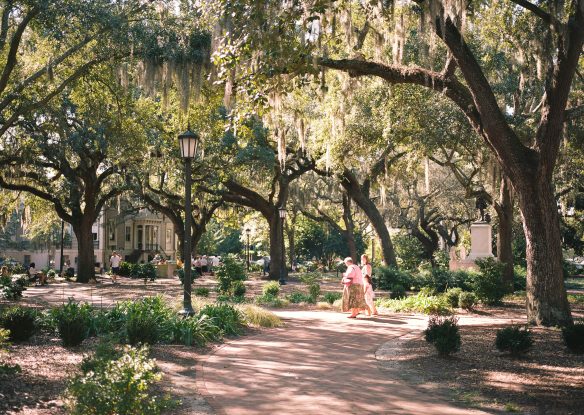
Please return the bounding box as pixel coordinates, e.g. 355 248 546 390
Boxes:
341 257 367 318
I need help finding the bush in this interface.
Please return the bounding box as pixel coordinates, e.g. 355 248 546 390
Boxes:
473 258 506 304
121 297 174 345
376 292 451 315
0 306 37 342
67 345 173 415
136 263 157 281
262 281 280 297
308 283 320 300
52 300 93 347
458 291 477 310
171 314 222 347
287 291 315 304
46 269 57 278
561 323 584 354
424 315 461 356
374 266 413 290
444 288 463 308
177 267 199 285
254 293 285 308
495 326 533 356
513 266 527 291
323 292 342 305
230 280 247 297
119 261 133 277
0 275 27 300
216 256 246 294
200 303 244 336
194 287 210 297
417 268 473 293
238 304 283 328
389 284 406 299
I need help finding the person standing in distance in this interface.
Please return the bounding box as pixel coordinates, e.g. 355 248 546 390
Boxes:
109 251 121 284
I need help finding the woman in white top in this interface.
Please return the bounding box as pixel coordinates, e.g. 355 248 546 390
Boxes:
361 254 378 316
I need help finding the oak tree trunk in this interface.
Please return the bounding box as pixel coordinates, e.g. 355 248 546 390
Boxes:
517 177 572 326
72 219 96 283
496 176 514 292
268 214 287 281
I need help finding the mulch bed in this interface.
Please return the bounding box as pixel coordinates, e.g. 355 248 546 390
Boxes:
389 308 584 414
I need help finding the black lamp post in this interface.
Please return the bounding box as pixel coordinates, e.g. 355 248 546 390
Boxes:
278 207 287 285
178 127 200 316
245 228 251 271
59 220 65 277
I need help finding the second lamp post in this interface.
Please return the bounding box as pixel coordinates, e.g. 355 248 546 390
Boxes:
178 127 200 316
278 207 287 285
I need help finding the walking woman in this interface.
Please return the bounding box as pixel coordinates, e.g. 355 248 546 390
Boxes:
361 254 378 316
341 257 367 318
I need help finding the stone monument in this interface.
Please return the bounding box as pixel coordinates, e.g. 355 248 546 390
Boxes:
449 196 494 270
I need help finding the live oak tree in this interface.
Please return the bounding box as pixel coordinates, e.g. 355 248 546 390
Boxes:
209 0 583 326
0 0 157 139
0 74 148 282
217 120 317 281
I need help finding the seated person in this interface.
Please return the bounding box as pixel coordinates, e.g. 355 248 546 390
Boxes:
28 263 47 285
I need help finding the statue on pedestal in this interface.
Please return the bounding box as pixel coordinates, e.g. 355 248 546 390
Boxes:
475 196 489 222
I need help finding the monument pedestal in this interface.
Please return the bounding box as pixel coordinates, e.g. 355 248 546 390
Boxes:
449 222 494 271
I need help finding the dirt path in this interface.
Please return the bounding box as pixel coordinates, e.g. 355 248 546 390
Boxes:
197 310 489 415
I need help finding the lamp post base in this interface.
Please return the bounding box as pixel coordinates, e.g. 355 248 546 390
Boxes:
278 278 287 285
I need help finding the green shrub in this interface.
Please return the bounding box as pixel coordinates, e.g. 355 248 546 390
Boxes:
171 314 222 346
376 292 451 315
417 268 473 293
80 340 123 374
513 266 527 291
230 280 247 297
0 306 37 342
121 297 174 345
561 323 584 354
374 266 413 290
444 288 463 308
495 326 533 356
67 345 173 415
177 267 199 285
47 269 57 278
308 283 321 300
0 275 27 300
323 292 342 305
287 291 315 304
474 258 506 304
424 315 461 356
200 303 244 336
254 293 285 308
216 256 246 294
262 281 280 297
194 287 210 297
458 291 477 310
390 284 406 299
119 261 133 277
52 300 93 347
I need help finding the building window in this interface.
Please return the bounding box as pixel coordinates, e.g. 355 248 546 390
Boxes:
93 232 98 241
125 226 131 242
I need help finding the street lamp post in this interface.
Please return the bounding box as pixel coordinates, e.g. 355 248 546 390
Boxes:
178 127 200 316
59 220 65 277
278 207 287 285
245 228 251 271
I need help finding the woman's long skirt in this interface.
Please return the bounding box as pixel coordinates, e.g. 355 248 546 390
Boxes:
342 284 367 312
